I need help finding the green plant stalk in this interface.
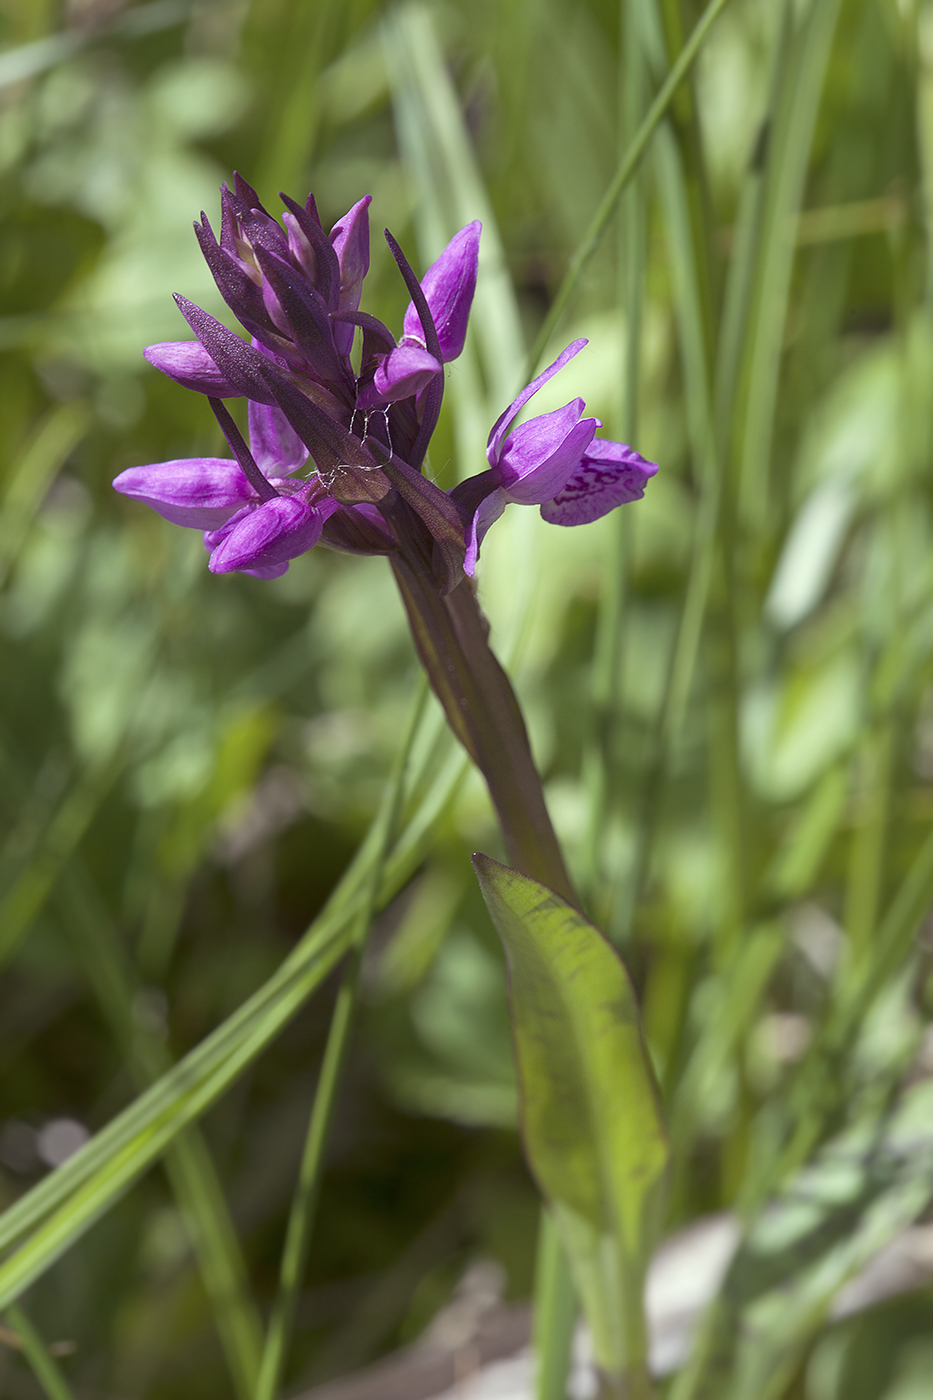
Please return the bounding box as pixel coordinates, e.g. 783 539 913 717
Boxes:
533 1211 578 1400
843 722 895 964
254 682 427 1400
392 564 576 903
609 0 724 948
734 0 844 533
581 0 647 924
526 0 735 378
391 566 655 1395
5 1303 78 1400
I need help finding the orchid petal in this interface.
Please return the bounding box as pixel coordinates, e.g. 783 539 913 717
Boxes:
464 488 507 577
114 459 251 528
242 561 291 579
371 344 442 403
247 401 310 476
486 339 588 466
540 441 659 526
208 495 328 574
499 405 598 504
330 196 372 300
403 221 480 363
330 195 372 358
143 341 239 397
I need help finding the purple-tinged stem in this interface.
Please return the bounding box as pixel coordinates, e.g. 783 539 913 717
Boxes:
390 561 577 907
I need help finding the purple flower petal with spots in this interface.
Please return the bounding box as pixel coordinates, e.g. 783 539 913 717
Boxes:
113 458 251 529
540 441 659 526
495 402 598 504
402 221 480 363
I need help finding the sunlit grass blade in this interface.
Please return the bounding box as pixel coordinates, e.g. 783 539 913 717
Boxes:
0 709 467 1304
672 1080 933 1400
734 0 845 532
0 401 89 588
4 1303 78 1400
56 867 263 1400
254 680 428 1400
0 754 122 972
525 0 735 378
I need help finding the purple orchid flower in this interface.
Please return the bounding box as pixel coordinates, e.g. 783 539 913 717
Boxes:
114 399 336 579
115 177 656 587
356 220 481 410
454 340 658 576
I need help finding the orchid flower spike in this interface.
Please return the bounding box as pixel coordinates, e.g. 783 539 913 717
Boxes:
115 177 656 585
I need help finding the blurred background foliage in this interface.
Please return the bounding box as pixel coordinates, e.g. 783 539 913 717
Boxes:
0 0 932 1397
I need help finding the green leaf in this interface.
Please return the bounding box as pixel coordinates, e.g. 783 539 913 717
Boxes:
473 854 669 1381
673 1080 933 1400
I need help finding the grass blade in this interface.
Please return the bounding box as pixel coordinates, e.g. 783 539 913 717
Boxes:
525 0 736 377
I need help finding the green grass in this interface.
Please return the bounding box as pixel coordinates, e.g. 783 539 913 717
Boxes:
1 0 932 1397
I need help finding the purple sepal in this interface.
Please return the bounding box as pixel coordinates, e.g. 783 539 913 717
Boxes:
402 221 480 363
248 400 309 476
358 344 442 409
329 195 372 357
280 192 340 307
174 297 281 406
495 402 598 504
251 245 344 384
487 339 588 465
243 561 291 579
233 171 270 216
330 196 371 298
540 441 658 526
143 341 239 397
194 216 268 330
464 488 507 577
113 458 251 528
208 495 333 574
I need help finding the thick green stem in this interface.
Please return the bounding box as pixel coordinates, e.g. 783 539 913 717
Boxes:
392 558 655 1395
391 561 576 904
533 1211 578 1400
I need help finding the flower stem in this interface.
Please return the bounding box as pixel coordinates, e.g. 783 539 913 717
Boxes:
391 562 576 905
